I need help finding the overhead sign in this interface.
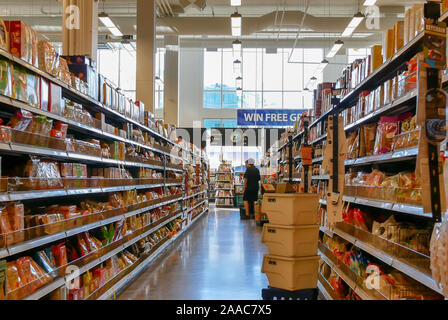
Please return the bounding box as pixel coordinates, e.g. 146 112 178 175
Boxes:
237 109 307 127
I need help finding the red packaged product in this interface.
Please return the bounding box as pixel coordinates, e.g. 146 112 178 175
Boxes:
51 243 68 267
50 129 63 139
54 122 68 139
77 236 90 257
374 116 398 154
93 268 107 287
65 241 80 262
5 21 33 64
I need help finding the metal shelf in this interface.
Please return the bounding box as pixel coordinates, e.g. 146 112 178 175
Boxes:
185 200 208 214
325 223 442 295
342 196 430 218
310 134 327 145
0 196 182 259
338 32 424 110
312 156 324 163
97 208 207 300
312 175 330 180
344 90 417 132
183 190 207 200
345 147 418 166
22 211 182 300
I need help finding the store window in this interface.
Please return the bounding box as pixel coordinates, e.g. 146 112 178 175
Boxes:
348 48 370 65
203 119 238 129
98 47 165 110
203 48 322 109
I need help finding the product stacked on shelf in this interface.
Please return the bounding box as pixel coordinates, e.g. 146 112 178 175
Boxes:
215 162 234 207
208 172 216 202
234 172 244 208
309 5 448 300
183 149 209 228
0 19 209 300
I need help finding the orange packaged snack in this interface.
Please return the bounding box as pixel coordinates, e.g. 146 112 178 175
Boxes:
6 261 22 300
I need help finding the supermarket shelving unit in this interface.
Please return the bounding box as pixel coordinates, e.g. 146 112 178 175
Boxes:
278 13 448 300
0 45 209 300
209 172 216 202
215 162 234 208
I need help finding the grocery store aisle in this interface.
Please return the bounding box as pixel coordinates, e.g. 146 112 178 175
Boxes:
118 206 268 300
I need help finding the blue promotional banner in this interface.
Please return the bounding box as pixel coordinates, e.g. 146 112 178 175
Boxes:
237 109 307 127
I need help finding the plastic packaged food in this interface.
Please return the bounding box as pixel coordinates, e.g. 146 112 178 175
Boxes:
33 250 57 276
26 71 40 108
360 123 377 157
374 116 398 154
51 243 68 267
0 57 11 97
11 64 28 102
77 236 90 257
6 262 22 300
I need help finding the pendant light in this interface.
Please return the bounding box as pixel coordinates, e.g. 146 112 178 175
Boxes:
363 0 377 6
231 0 241 6
236 76 243 88
315 59 329 75
341 12 365 37
99 12 123 37
231 12 242 36
232 40 242 58
326 40 344 58
233 59 242 76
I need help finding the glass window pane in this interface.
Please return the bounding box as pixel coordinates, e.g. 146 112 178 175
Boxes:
204 91 222 109
222 49 237 91
98 49 119 86
204 119 222 129
283 50 302 91
222 91 240 109
263 92 282 108
304 48 323 63
263 50 283 91
242 92 262 109
243 49 257 90
222 120 237 128
119 49 136 91
304 92 314 109
283 92 301 109
204 49 222 90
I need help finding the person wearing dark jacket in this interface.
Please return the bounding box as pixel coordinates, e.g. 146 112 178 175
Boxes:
243 158 260 218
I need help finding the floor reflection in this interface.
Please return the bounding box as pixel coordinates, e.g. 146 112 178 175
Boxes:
118 207 268 300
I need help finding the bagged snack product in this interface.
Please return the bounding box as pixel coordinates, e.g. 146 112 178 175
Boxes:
6 261 22 300
374 116 398 154
360 123 377 157
51 243 68 267
38 41 58 76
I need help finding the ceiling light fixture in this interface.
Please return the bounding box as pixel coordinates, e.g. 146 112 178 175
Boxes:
363 0 377 6
236 76 243 88
305 76 318 90
341 12 365 37
231 12 242 36
232 39 242 58
315 59 329 75
326 40 344 58
231 0 241 6
99 12 123 37
233 59 242 76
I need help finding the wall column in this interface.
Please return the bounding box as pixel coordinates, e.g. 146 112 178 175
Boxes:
62 0 98 62
164 35 179 126
136 0 156 113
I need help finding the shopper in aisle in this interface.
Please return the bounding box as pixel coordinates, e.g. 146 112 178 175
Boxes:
243 158 260 218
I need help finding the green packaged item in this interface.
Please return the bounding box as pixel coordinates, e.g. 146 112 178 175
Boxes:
0 260 6 300
12 64 27 103
0 57 11 97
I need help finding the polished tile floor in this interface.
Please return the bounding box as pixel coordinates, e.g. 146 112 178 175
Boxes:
118 206 269 300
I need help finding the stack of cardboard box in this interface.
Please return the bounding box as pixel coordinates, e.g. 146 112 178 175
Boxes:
261 193 320 291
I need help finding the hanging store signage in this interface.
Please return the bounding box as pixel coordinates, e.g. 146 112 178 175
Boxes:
237 109 307 127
